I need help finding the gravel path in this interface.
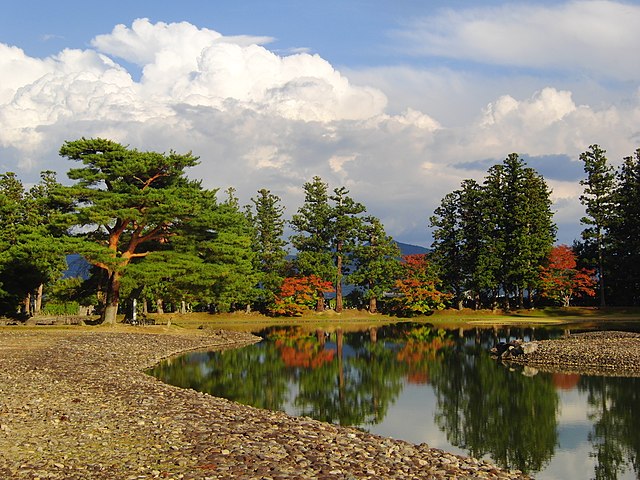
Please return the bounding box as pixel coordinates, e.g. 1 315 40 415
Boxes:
0 327 528 479
506 330 640 377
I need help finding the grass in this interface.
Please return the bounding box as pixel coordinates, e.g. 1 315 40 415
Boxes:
139 306 640 332
4 306 640 333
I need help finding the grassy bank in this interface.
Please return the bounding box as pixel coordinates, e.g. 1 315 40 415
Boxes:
138 306 640 332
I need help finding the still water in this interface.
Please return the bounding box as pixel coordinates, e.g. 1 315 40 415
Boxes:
149 324 640 480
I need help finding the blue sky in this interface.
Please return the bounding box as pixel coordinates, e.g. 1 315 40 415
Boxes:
1 1 640 246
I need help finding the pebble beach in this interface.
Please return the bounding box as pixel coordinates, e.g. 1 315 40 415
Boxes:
0 327 528 479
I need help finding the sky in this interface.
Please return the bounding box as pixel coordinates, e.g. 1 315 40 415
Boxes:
2 0 640 247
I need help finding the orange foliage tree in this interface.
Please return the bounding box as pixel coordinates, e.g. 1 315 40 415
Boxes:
539 245 596 307
268 275 333 316
388 254 451 317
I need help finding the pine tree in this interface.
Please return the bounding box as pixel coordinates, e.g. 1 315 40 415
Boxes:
579 144 615 307
247 189 288 309
430 190 465 308
608 149 640 305
0 172 69 316
329 186 366 312
290 177 366 312
59 138 201 324
348 217 401 313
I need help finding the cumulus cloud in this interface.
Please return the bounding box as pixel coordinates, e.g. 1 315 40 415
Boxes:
0 16 639 245
398 0 640 80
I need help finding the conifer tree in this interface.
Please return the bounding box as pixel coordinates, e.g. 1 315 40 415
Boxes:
290 177 366 312
608 149 640 305
247 189 288 309
348 217 401 313
59 138 201 324
579 144 615 307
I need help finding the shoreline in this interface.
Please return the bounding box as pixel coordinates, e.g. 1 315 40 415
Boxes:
504 331 640 377
0 327 528 479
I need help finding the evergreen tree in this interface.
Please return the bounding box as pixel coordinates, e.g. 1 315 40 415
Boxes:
579 144 615 307
430 190 465 309
329 186 366 312
348 217 401 313
608 149 640 305
431 154 555 310
58 138 201 324
247 189 288 309
459 179 493 309
290 177 366 312
290 176 334 311
0 172 69 316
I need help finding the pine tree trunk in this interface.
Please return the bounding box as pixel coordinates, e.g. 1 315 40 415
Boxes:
102 272 121 325
157 298 164 314
336 251 343 313
180 300 186 314
142 298 148 315
597 229 606 307
34 284 43 315
316 296 324 312
22 293 31 317
369 296 377 313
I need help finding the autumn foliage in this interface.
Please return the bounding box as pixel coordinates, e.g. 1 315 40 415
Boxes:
268 275 333 316
388 254 451 317
539 245 596 307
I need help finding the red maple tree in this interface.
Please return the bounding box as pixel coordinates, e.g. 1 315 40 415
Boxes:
539 245 596 307
269 275 333 316
388 254 451 316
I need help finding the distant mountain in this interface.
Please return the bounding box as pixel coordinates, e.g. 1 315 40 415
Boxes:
396 242 430 256
64 254 91 279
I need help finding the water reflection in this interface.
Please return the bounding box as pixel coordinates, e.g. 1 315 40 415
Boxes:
148 324 640 479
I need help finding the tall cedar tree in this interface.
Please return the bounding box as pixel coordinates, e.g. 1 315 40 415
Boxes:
431 154 555 310
579 144 615 307
59 138 201 324
483 154 555 308
290 177 365 312
247 189 288 308
430 190 466 309
348 216 401 313
608 149 640 305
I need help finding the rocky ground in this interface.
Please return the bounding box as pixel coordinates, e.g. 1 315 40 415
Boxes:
505 330 640 376
0 327 528 479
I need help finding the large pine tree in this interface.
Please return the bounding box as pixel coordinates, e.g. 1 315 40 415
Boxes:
59 138 201 324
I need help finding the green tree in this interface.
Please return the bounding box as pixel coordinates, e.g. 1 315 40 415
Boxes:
579 144 615 307
0 171 69 316
290 177 334 311
247 189 288 309
431 155 555 310
430 190 465 309
290 177 366 312
608 149 640 305
58 138 201 324
348 217 401 313
329 186 366 312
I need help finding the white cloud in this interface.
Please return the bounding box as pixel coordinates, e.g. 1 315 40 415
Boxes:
1 16 639 246
398 1 640 80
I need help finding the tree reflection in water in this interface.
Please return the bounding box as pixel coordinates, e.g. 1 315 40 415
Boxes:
148 323 640 479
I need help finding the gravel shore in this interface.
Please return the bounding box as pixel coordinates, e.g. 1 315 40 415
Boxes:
506 330 640 377
0 327 528 479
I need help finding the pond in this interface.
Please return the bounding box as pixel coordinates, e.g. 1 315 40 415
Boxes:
148 323 640 479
